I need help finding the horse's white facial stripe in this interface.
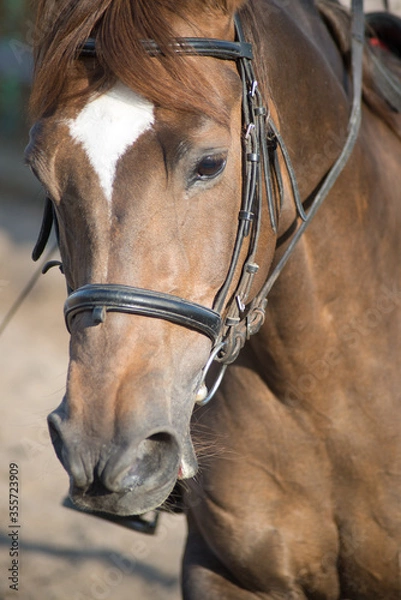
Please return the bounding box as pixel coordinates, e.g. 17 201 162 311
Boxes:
68 83 155 201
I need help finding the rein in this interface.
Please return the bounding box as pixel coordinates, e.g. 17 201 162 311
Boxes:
33 1 365 405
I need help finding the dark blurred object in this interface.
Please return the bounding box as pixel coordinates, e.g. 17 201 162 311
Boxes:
0 0 33 139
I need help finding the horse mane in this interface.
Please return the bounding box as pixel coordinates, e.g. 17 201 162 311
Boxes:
29 0 246 123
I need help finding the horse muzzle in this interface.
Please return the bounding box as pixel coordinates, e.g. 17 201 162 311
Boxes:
48 407 197 516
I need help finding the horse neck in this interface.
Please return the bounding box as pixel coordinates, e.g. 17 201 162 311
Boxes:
246 1 396 398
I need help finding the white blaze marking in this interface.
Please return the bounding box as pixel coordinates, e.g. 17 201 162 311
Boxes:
68 83 155 201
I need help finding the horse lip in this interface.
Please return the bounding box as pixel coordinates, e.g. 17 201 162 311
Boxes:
66 430 196 515
69 473 177 516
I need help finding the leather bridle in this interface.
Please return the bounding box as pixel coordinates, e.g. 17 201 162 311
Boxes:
33 1 365 405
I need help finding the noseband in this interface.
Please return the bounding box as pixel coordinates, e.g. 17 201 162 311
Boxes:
64 284 221 342
33 2 364 404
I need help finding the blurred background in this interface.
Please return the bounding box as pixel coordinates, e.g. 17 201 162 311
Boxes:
0 0 32 138
0 1 400 599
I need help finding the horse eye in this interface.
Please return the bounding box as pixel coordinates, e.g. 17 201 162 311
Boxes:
196 155 227 180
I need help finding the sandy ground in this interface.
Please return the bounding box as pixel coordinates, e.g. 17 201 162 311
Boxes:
0 2 400 599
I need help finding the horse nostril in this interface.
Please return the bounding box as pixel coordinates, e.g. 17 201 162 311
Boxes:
147 431 175 446
47 414 65 465
103 430 180 494
47 412 94 490
134 431 178 470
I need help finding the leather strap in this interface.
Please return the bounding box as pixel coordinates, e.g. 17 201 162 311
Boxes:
81 37 253 61
32 197 54 262
64 284 222 342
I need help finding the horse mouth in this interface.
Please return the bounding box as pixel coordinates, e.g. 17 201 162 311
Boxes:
67 442 198 516
49 404 199 516
69 469 179 516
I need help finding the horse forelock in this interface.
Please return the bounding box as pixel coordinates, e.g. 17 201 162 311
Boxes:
29 0 247 124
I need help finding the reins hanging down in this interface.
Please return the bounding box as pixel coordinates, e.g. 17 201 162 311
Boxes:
31 1 365 405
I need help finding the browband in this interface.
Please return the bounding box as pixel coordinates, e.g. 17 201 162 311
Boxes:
80 37 253 61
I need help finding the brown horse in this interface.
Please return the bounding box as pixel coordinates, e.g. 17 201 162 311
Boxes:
26 0 401 598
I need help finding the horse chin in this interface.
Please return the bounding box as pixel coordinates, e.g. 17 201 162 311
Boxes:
69 475 178 517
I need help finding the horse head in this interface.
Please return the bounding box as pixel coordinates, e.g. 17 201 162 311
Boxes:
26 0 278 516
